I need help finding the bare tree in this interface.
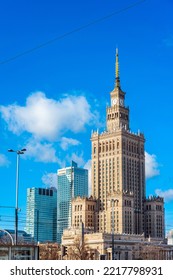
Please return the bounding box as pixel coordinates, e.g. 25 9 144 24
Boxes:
0 235 13 245
67 236 95 260
39 243 61 260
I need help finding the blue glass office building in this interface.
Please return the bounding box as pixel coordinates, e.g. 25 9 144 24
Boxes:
57 161 88 243
26 187 57 242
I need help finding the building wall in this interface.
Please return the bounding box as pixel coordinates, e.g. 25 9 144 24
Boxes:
62 228 173 260
26 187 57 242
62 229 144 260
71 196 96 231
144 196 165 239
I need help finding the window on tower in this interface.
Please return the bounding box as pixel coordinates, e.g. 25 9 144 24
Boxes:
117 141 119 149
99 144 101 153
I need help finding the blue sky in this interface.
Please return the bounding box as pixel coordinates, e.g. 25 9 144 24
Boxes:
0 0 172 234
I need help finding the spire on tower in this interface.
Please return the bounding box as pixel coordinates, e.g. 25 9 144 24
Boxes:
115 48 120 88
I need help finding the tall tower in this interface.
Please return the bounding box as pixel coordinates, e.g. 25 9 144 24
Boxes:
57 161 88 243
91 49 145 235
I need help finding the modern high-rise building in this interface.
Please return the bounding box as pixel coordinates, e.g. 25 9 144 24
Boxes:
91 49 146 235
26 187 57 242
57 161 88 243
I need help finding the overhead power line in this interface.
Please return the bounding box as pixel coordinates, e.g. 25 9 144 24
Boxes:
0 0 146 65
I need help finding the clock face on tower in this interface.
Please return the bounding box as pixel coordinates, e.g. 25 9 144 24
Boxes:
112 98 117 105
120 98 124 106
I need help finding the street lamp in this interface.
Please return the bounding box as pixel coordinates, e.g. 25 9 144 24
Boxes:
111 198 118 260
8 148 26 245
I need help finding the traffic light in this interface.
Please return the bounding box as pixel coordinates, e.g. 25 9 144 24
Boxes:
100 254 106 260
61 245 68 257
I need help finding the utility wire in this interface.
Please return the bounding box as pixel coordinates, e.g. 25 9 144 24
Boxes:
0 0 146 65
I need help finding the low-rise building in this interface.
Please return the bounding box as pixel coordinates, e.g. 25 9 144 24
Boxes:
61 227 173 260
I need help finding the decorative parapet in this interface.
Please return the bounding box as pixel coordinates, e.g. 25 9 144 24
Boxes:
144 196 164 202
72 195 96 203
91 129 144 138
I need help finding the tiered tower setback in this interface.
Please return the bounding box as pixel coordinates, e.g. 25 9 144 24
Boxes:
91 49 145 235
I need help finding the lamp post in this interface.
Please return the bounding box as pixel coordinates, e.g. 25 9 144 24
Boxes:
111 198 118 260
8 148 26 245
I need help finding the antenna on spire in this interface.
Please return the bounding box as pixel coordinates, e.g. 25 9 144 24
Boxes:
115 48 120 88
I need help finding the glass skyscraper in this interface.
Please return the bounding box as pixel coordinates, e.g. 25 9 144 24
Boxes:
57 161 88 243
26 187 57 242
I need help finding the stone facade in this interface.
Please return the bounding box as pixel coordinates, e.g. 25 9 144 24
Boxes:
62 227 173 260
144 196 165 238
71 196 96 231
91 50 145 235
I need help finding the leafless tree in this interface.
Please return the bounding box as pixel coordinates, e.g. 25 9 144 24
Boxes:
39 243 61 260
67 236 95 260
0 235 13 245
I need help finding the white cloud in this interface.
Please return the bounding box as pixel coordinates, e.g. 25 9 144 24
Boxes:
42 172 57 189
145 151 160 179
84 160 91 195
25 139 59 163
0 154 10 167
155 189 173 202
60 137 81 151
0 91 97 141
